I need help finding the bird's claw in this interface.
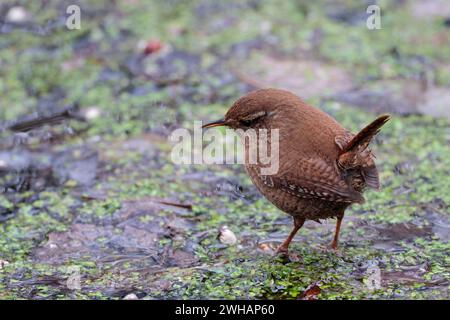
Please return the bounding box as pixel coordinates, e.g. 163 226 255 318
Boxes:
274 246 300 262
328 243 338 251
275 246 289 256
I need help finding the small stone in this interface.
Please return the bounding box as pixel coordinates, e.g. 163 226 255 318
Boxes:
66 271 81 290
123 293 139 300
84 107 101 120
0 260 10 270
218 226 237 245
6 6 30 23
47 243 58 249
260 21 272 33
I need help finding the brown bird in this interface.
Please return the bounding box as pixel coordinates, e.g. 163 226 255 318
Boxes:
202 88 390 254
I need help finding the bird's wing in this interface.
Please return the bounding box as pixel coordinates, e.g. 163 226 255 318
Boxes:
262 157 365 203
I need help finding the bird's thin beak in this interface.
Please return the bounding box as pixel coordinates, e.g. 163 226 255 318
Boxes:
202 118 226 129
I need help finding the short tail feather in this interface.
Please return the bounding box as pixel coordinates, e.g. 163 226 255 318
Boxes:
341 114 391 154
338 114 390 191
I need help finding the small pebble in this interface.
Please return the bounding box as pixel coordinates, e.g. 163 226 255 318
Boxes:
123 293 139 300
6 6 29 23
0 260 10 270
218 226 237 245
47 243 58 250
84 107 101 120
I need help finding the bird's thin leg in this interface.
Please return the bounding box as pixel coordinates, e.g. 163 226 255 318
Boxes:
276 217 305 254
330 214 344 250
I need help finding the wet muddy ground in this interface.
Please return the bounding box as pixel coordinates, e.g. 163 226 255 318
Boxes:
0 1 449 299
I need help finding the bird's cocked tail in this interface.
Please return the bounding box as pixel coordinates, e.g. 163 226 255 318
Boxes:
340 114 391 154
337 114 391 190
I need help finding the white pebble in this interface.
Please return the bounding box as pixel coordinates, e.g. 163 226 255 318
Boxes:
84 107 101 120
6 6 30 23
0 260 10 270
218 226 237 245
123 293 139 300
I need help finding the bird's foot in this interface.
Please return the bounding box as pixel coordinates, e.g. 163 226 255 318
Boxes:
328 242 338 251
275 245 289 256
274 246 300 262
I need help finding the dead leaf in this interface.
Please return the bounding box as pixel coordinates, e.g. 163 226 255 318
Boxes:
298 282 321 300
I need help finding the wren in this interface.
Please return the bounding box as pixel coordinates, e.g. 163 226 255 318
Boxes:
203 88 390 254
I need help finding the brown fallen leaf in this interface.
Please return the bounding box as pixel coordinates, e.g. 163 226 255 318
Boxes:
298 282 321 300
258 243 273 252
144 39 163 55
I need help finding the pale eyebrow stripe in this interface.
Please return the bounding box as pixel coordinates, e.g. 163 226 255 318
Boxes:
242 111 266 121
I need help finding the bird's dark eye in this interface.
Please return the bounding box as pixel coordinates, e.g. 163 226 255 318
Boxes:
239 119 253 127
239 111 266 127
